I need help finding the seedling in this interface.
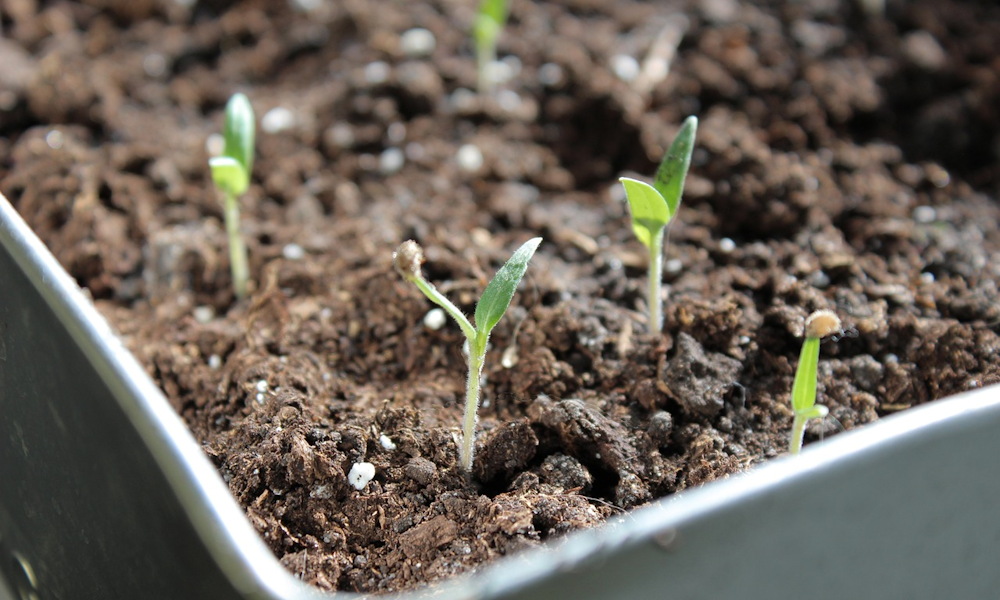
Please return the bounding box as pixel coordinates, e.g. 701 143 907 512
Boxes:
394 237 541 474
789 310 842 454
619 115 697 331
473 0 509 94
209 93 256 299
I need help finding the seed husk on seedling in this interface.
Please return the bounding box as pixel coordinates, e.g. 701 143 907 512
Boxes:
473 0 509 94
209 93 256 299
619 115 697 331
394 237 541 474
789 310 842 454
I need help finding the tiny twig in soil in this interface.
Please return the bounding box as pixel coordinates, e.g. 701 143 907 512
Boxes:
619 116 697 332
209 93 256 299
394 237 541 474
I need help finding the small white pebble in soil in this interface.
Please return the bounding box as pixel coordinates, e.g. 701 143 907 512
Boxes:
208 354 222 370
326 123 355 149
611 54 640 81
399 28 436 58
719 237 736 253
484 60 514 86
261 106 295 133
193 305 215 323
364 60 390 85
348 462 376 490
387 122 406 144
665 258 683 274
291 0 323 11
45 129 64 150
205 133 225 156
449 88 478 112
282 243 305 260
920 271 936 284
538 62 564 87
501 345 519 368
739 335 751 345
379 434 397 451
913 205 936 224
404 142 426 161
255 379 268 393
142 53 167 78
379 147 405 175
456 144 484 172
496 89 522 113
310 484 332 499
423 308 447 330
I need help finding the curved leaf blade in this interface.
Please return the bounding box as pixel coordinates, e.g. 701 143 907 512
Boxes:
222 93 256 184
620 177 669 249
653 115 698 218
474 237 542 336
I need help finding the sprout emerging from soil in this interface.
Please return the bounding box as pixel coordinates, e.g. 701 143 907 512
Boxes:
619 115 698 331
473 0 509 94
209 93 256 299
789 310 842 455
394 237 542 474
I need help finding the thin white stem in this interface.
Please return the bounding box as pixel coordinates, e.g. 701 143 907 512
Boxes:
477 39 497 95
459 337 487 473
789 413 807 455
223 191 249 299
647 229 664 332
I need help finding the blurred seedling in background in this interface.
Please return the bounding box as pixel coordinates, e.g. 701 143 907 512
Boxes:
209 93 256 299
394 237 541 474
619 115 697 332
789 310 843 454
473 0 509 94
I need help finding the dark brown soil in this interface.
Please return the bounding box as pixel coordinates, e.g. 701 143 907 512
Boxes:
3 0 1000 594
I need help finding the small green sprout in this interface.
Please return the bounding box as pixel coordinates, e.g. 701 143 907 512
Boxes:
473 0 509 94
209 93 256 299
789 310 842 454
619 115 698 332
394 237 541 474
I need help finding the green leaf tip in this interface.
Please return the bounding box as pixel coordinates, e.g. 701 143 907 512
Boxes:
474 237 542 337
474 0 509 43
653 115 698 218
620 177 670 249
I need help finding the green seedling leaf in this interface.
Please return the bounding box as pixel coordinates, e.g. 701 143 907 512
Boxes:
653 115 698 218
474 0 509 46
620 177 669 249
791 336 820 414
209 156 248 198
223 93 255 182
474 237 542 337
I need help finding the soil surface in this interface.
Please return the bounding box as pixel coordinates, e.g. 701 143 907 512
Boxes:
3 0 1000 594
